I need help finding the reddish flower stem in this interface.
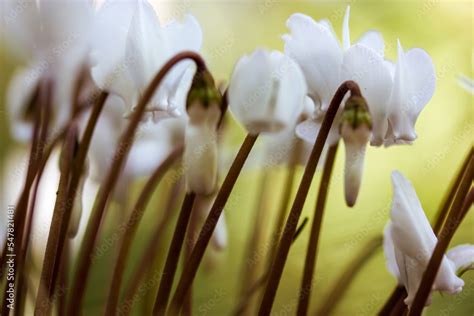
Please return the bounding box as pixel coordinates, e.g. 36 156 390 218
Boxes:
168 133 259 314
409 153 473 315
67 52 206 316
297 143 339 315
104 147 183 315
258 81 361 315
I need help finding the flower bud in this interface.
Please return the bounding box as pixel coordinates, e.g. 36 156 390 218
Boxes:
184 70 222 195
340 96 372 207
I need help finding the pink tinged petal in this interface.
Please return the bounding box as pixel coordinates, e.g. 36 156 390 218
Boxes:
342 6 351 51
388 40 435 143
357 31 385 57
284 13 343 111
341 44 393 146
447 244 474 273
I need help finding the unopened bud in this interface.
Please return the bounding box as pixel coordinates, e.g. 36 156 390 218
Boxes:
340 96 372 207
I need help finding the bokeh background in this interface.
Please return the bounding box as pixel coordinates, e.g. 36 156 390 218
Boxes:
0 0 473 315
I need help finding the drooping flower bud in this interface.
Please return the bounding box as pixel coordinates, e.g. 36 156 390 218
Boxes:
340 95 372 207
184 69 223 195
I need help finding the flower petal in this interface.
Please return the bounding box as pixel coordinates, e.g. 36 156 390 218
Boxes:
388 40 435 143
383 223 401 281
447 244 474 274
342 6 351 50
284 13 343 111
341 44 393 146
357 31 385 57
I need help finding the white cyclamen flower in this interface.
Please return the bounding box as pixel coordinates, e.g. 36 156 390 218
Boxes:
3 0 94 141
383 171 469 307
91 0 202 122
228 49 307 135
284 6 435 206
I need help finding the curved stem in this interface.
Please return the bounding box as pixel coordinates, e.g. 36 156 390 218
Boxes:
67 52 206 315
168 133 259 314
34 91 109 316
237 169 271 314
409 154 473 315
297 143 339 315
34 123 78 316
119 179 184 313
316 236 383 315
258 81 361 315
103 147 183 315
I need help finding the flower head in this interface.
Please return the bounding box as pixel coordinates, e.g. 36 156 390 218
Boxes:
228 49 307 135
383 171 469 307
91 0 202 122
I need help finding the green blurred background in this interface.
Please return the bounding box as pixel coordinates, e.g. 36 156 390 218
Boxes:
1 0 473 315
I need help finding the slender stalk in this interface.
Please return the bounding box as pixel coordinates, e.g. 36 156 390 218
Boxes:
233 218 309 316
297 143 339 315
120 179 184 312
168 133 259 314
153 192 197 315
67 52 206 315
316 236 383 315
432 147 473 234
409 154 473 315
34 92 108 315
267 138 303 264
34 123 77 316
103 147 184 315
237 169 271 314
377 287 405 316
258 81 361 315
1 80 45 316
378 148 473 315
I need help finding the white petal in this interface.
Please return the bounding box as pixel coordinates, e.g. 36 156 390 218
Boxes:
284 13 343 111
447 244 474 273
342 6 351 50
90 0 136 101
357 31 385 57
341 44 392 146
390 171 437 260
388 41 435 143
1 0 41 60
164 14 203 55
295 118 340 145
383 223 401 281
125 0 166 91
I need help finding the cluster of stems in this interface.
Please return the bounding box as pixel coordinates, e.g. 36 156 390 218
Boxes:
0 49 471 316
